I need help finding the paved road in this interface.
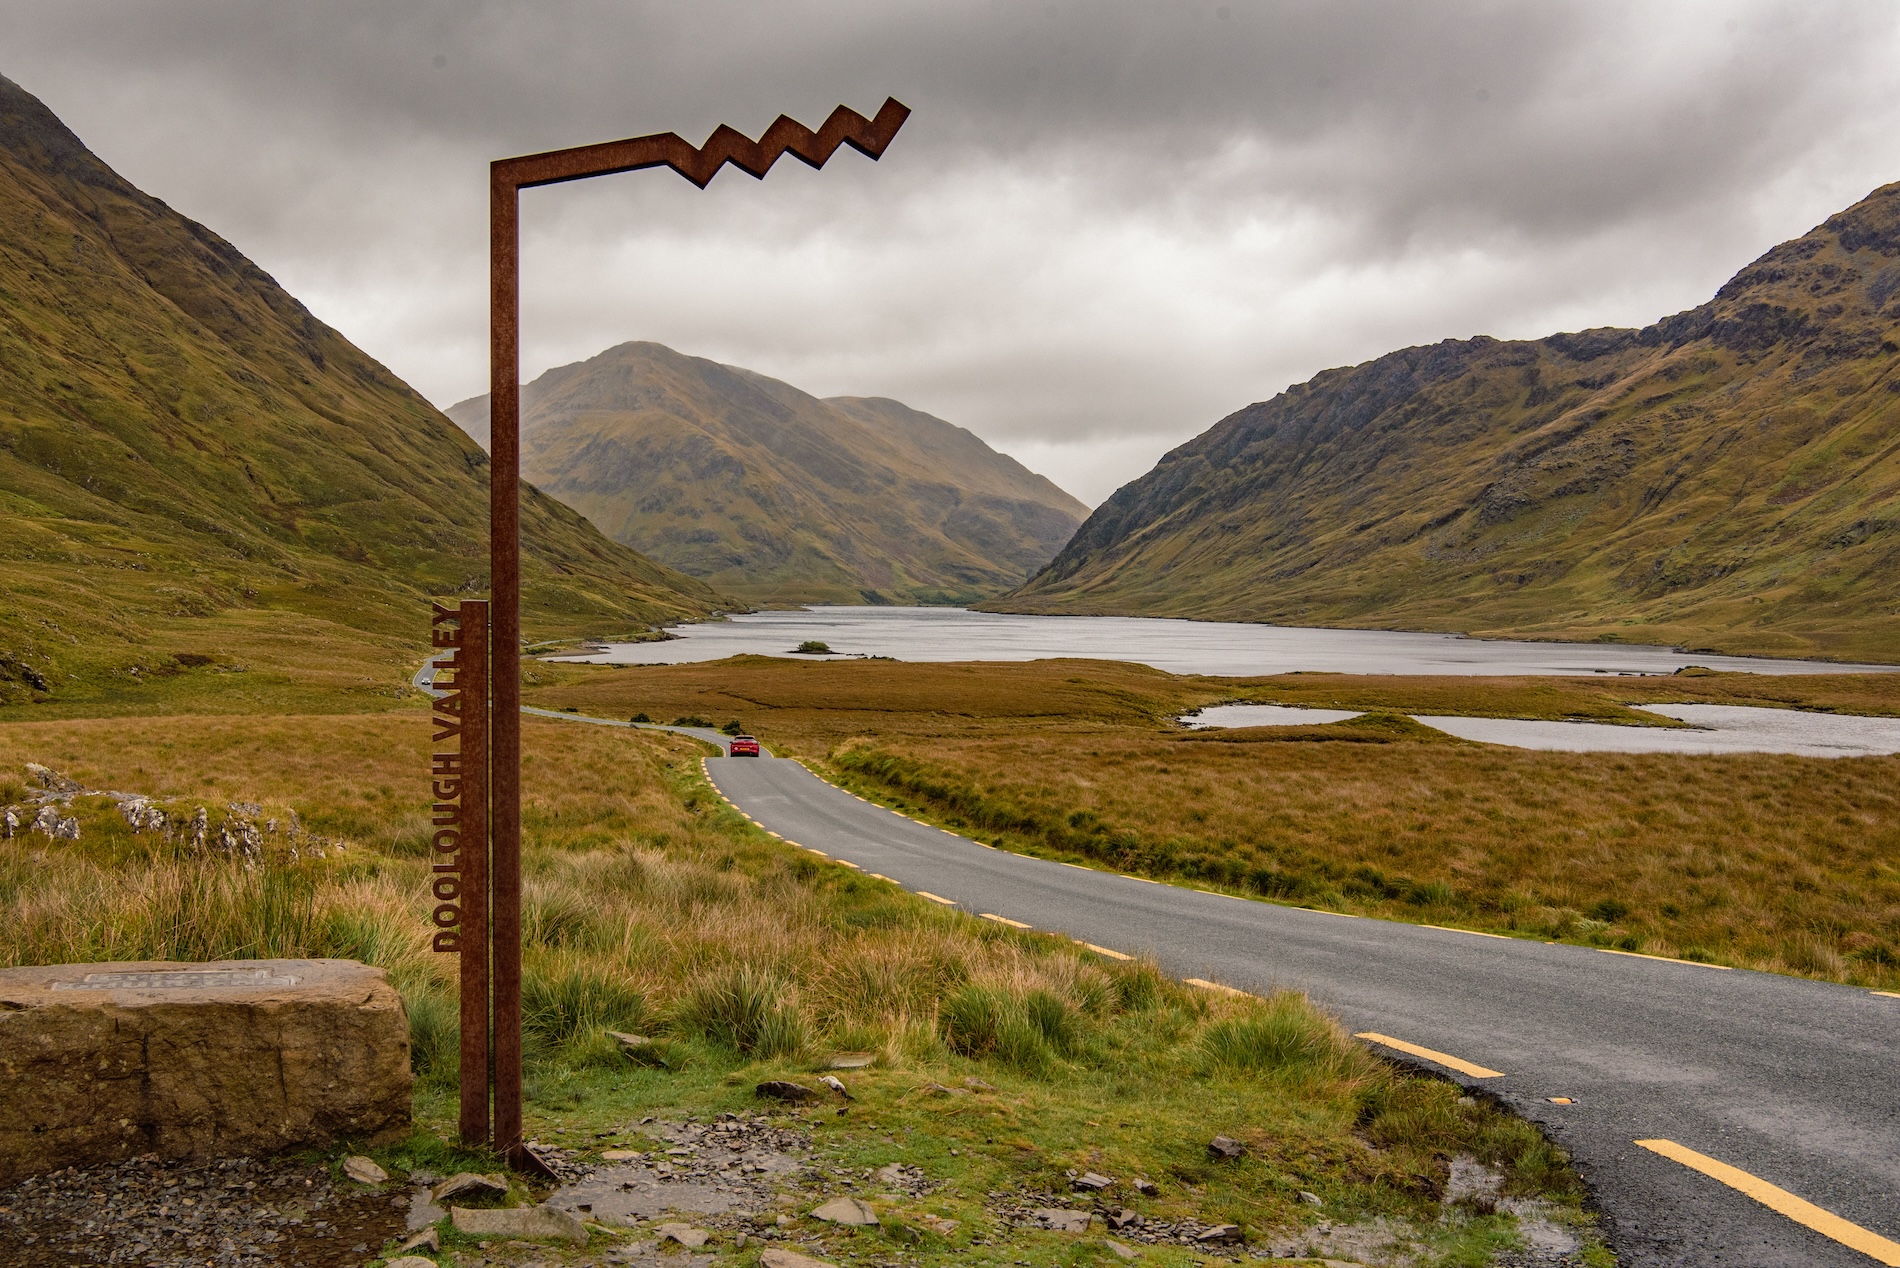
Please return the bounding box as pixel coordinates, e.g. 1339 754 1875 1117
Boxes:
702 752 1900 1268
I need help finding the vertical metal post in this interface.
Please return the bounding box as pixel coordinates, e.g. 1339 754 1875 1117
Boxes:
456 599 491 1146
480 98 904 1172
488 170 525 1161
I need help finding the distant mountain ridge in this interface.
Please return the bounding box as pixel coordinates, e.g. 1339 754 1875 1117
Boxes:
991 182 1900 663
449 343 1088 605
0 73 726 704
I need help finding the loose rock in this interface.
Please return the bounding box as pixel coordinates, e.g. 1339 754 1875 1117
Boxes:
756 1081 817 1103
1196 1223 1244 1244
827 1052 876 1069
1132 1176 1158 1195
1034 1208 1094 1233
386 1258 436 1268
433 1171 509 1203
1106 1208 1142 1230
657 1221 711 1247
1073 1171 1115 1191
395 1225 441 1253
1299 1189 1325 1207
342 1155 388 1185
810 1196 878 1226
1207 1135 1247 1160
1106 1239 1141 1261
762 1249 841 1268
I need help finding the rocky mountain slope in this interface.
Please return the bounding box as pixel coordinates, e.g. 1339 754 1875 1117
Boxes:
0 73 729 706
993 182 1900 663
449 343 1088 606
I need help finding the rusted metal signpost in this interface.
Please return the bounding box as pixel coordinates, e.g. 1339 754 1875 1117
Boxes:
441 97 909 1168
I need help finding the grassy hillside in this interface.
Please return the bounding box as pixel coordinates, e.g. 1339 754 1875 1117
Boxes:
993 182 1900 663
448 342 1088 606
0 73 729 709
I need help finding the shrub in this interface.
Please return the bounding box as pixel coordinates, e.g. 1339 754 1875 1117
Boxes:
721 721 743 736
795 641 832 654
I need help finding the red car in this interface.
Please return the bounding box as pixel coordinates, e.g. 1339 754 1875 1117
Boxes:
728 735 761 757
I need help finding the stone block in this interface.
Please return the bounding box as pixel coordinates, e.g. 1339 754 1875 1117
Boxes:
450 1203 588 1242
0 958 410 1184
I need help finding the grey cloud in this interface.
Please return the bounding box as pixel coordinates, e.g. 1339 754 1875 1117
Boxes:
3 1 1898 503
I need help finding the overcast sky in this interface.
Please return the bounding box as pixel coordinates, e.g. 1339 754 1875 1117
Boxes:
5 2 1899 504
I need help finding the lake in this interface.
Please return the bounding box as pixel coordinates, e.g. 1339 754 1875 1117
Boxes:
560 606 1893 678
1181 703 1900 758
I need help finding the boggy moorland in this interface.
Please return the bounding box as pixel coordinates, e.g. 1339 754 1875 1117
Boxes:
525 656 1900 990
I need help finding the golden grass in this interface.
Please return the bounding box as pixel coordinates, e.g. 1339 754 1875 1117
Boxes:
0 707 1599 1256
527 657 1900 986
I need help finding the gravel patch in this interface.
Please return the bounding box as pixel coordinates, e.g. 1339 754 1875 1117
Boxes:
0 1152 406 1267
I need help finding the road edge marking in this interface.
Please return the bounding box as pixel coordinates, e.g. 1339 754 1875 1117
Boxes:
1872 990 1900 999
1185 978 1256 999
916 891 957 906
1635 1139 1900 1265
1424 924 1513 940
980 913 1032 929
1355 1032 1504 1079
1599 948 1732 970
1079 942 1133 960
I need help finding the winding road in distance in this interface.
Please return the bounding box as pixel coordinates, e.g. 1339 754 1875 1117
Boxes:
687 742 1900 1268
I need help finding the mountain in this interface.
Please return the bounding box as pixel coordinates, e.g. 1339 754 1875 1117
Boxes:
447 342 1089 606
992 183 1900 664
0 72 728 706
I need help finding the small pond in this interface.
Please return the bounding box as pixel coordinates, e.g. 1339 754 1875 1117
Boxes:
1179 703 1900 758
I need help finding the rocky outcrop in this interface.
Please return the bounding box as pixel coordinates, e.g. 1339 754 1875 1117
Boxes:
0 959 411 1184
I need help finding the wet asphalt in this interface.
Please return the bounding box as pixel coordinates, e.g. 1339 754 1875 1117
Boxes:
700 751 1900 1268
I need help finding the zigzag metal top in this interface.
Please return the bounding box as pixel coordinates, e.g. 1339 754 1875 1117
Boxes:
494 97 910 191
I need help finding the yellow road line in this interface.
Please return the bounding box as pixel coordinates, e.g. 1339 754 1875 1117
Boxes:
804 847 828 857
868 873 897 883
916 891 957 906
1424 924 1513 940
1304 907 1359 918
1060 861 1092 870
1123 875 1161 884
1599 948 1731 970
1185 978 1256 999
1873 990 1900 999
1355 1032 1504 1079
1194 888 1245 901
835 860 860 869
1080 943 1133 961
1635 1139 1900 1265
981 913 1032 929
